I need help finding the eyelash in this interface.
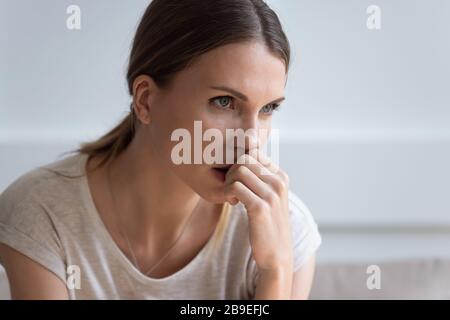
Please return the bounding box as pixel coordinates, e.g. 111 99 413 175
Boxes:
209 95 281 115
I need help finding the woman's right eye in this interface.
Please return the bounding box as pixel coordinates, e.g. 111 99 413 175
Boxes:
209 96 234 110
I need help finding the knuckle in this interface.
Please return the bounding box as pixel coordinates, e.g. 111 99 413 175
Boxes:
272 177 285 194
266 192 279 206
281 171 290 185
251 200 266 213
231 181 244 193
236 165 248 177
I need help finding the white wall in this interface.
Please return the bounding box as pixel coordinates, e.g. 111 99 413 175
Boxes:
1 0 450 265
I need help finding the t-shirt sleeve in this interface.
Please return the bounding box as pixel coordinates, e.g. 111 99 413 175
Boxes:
0 171 67 282
288 190 322 272
246 190 322 298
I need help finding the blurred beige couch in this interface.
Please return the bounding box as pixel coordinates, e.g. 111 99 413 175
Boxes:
1 258 449 299
310 258 450 299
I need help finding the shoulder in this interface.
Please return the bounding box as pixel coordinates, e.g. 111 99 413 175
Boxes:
0 154 87 281
287 190 322 270
0 165 54 221
287 190 319 229
0 153 86 227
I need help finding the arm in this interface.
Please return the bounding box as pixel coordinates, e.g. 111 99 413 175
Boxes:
290 254 316 299
254 266 293 300
254 254 316 300
0 243 69 299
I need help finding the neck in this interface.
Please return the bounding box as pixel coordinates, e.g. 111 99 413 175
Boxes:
106 131 205 249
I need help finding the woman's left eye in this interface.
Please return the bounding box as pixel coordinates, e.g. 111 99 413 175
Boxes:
260 103 280 115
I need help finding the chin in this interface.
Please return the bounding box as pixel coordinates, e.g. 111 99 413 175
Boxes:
191 169 229 204
196 184 228 204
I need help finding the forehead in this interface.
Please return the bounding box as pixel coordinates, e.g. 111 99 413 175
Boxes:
173 41 287 102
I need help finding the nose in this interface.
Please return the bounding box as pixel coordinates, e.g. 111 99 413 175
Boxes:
235 115 260 158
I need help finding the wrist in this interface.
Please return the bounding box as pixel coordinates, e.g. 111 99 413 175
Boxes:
254 265 293 300
259 258 294 276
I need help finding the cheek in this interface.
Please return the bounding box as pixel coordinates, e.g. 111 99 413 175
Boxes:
151 105 194 152
200 101 235 128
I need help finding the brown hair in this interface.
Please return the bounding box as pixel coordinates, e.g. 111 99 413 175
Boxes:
60 0 291 254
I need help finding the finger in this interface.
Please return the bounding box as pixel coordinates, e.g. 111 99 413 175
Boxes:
224 180 266 214
255 149 282 175
236 153 289 190
233 154 286 194
225 164 272 200
253 150 290 186
242 149 278 176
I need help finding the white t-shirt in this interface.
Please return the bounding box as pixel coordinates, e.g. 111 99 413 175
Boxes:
0 153 322 299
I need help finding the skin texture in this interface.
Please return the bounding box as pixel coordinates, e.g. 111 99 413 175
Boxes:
0 41 316 299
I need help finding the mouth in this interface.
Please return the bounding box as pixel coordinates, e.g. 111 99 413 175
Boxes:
211 164 233 182
213 164 232 173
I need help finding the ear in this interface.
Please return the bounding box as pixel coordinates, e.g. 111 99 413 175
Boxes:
132 75 158 125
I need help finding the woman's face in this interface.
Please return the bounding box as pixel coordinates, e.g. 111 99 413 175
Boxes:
139 41 287 203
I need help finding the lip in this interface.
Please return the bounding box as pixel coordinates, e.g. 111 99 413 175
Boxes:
212 164 233 170
211 165 232 182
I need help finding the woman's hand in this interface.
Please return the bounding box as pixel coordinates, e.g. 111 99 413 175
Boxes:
224 151 294 274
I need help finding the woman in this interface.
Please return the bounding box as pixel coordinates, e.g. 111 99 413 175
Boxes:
0 0 321 299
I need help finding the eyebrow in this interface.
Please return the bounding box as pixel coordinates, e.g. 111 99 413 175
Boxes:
209 85 285 105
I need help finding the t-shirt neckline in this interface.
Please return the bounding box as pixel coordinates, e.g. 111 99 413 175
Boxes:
76 152 219 284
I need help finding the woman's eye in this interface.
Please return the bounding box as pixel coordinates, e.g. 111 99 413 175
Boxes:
260 103 280 115
210 96 233 109
209 96 281 115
